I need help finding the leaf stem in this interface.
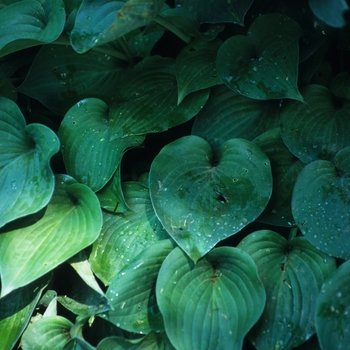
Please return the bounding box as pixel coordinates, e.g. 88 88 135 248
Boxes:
153 15 192 44
116 37 134 61
288 227 298 241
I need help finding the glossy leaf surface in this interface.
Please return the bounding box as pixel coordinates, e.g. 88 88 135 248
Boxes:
238 230 336 349
217 13 303 101
156 246 266 350
149 135 272 262
0 97 59 228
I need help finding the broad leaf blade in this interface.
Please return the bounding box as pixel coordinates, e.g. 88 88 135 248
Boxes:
309 0 349 28
156 246 266 350
0 175 102 297
58 98 145 192
0 0 66 57
217 13 303 101
292 147 350 260
0 97 59 228
238 230 336 349
71 0 165 53
316 260 350 349
149 135 272 262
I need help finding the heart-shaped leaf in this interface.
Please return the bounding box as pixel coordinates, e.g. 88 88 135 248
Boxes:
0 175 102 297
253 128 305 227
58 98 145 192
0 97 59 228
174 0 254 25
0 0 66 57
18 44 127 115
0 275 50 350
238 230 336 349
109 55 209 137
90 182 169 285
316 259 350 349
71 0 165 53
156 246 266 350
216 13 303 101
175 37 223 104
149 135 272 262
105 239 175 334
292 147 350 260
191 85 281 159
281 84 350 163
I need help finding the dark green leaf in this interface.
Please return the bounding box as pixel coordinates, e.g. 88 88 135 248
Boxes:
216 13 303 101
280 84 350 163
149 135 272 262
292 147 350 260
175 0 254 25
105 239 175 334
0 97 59 228
90 182 169 285
110 55 209 136
330 72 350 100
0 275 50 350
156 246 266 350
18 45 127 115
175 37 222 104
316 259 350 349
71 0 165 53
309 0 349 28
0 78 17 100
191 85 281 159
0 175 102 297
0 0 66 57
253 128 305 227
58 98 145 192
238 230 336 349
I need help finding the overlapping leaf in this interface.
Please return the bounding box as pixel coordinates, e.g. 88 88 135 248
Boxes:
281 84 350 163
109 55 209 137
71 0 165 53
191 85 280 159
0 0 66 57
253 128 305 227
238 230 336 349
149 135 272 262
18 45 127 115
292 147 350 260
58 98 145 192
90 182 169 285
0 97 59 228
0 175 102 297
106 239 175 334
216 13 303 101
316 259 350 349
156 246 266 350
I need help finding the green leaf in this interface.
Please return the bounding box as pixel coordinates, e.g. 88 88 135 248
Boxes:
0 97 59 228
309 0 349 28
0 174 102 297
105 239 175 334
253 128 305 227
156 246 266 350
292 147 350 260
316 259 350 349
330 72 350 100
191 85 281 159
174 0 254 25
71 0 165 53
58 98 145 192
0 0 66 57
110 55 209 136
280 84 350 163
0 275 50 350
149 135 272 262
216 13 303 101
90 182 169 285
20 316 74 350
175 37 222 104
18 44 127 115
238 230 336 349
